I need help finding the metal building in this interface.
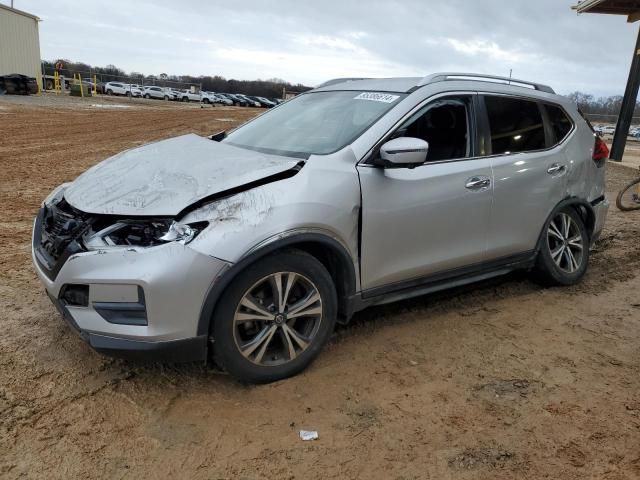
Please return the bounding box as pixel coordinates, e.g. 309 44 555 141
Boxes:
0 4 42 88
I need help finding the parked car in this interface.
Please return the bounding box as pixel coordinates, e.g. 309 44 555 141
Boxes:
32 72 609 383
125 85 144 97
82 78 105 94
179 90 202 102
249 96 277 108
168 88 184 101
104 82 129 96
142 86 175 101
629 127 640 138
0 74 38 95
219 93 248 106
235 94 261 107
600 125 616 136
202 92 231 105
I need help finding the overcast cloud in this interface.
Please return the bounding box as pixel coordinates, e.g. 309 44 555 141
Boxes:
7 0 640 96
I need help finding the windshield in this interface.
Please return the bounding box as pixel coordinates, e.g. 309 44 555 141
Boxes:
224 90 405 158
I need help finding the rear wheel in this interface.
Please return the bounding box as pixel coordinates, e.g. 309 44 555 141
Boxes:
106 89 113 95
212 250 337 383
143 93 150 99
616 177 640 211
535 206 589 286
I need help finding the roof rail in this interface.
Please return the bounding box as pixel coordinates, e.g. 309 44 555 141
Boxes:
316 77 372 88
417 72 555 94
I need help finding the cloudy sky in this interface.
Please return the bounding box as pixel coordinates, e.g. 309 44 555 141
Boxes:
6 0 640 96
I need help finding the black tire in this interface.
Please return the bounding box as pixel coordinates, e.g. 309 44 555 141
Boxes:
212 250 337 384
182 96 188 102
535 206 589 286
203 98 210 104
106 89 113 95
143 93 150 99
126 91 131 97
616 177 640 211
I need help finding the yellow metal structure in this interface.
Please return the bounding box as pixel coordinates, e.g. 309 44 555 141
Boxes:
73 73 84 98
53 71 61 95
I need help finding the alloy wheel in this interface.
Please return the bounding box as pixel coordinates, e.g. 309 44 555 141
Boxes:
233 272 323 366
547 212 584 273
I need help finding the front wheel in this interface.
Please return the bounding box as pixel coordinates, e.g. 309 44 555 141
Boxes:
616 177 640 211
212 250 337 384
535 207 589 286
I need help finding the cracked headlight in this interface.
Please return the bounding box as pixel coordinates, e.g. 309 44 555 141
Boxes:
84 220 208 250
158 222 197 243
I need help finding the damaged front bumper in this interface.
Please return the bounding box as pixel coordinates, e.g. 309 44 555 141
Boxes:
32 207 230 362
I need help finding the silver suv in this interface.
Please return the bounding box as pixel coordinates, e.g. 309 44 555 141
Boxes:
32 73 609 383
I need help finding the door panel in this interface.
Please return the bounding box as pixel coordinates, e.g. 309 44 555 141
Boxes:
358 158 493 291
487 150 568 258
479 94 569 259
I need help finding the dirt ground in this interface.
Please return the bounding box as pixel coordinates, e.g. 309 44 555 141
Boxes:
1 96 639 479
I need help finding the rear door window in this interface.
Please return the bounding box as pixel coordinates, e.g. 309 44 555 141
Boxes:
545 104 573 143
484 96 546 154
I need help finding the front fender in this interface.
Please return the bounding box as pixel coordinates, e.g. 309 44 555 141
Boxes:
195 231 358 336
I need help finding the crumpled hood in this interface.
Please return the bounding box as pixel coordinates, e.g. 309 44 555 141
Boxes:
64 134 300 216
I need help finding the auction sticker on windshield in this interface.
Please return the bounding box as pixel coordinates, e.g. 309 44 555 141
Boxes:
354 92 400 103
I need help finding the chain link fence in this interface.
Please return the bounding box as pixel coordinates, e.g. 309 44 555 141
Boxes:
583 112 640 126
41 67 201 94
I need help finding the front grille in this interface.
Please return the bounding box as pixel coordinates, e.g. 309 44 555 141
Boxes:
34 199 91 280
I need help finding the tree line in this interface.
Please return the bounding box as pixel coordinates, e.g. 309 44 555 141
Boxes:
566 91 640 123
42 59 312 98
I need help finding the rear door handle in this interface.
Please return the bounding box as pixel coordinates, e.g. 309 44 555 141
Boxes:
465 176 491 190
547 163 566 175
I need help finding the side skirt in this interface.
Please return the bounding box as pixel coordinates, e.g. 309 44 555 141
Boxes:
348 251 536 315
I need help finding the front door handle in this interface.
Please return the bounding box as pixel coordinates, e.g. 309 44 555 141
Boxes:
547 163 567 175
465 176 491 190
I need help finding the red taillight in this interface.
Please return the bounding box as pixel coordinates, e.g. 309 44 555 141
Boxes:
593 136 609 162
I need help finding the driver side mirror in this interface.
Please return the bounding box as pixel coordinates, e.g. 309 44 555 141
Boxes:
379 137 429 168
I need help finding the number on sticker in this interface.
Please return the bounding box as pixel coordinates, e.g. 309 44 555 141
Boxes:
354 92 400 103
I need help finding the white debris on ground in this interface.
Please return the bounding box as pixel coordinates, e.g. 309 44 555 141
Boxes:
90 104 132 108
299 430 319 441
